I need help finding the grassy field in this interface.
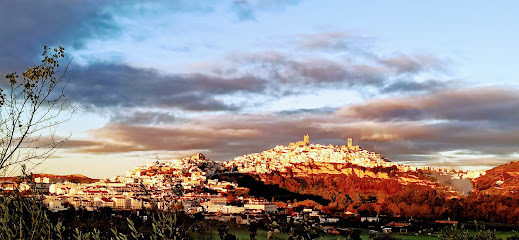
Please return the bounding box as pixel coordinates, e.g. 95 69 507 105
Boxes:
189 222 519 240
190 227 442 240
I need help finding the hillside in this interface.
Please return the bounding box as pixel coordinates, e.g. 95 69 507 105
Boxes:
474 161 519 195
0 173 98 184
216 136 476 219
223 136 466 197
214 136 519 223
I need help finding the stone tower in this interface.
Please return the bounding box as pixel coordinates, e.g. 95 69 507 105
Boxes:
348 138 352 148
304 134 310 144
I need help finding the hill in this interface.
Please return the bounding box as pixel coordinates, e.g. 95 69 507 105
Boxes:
0 173 98 184
216 136 519 223
218 136 473 218
474 161 519 195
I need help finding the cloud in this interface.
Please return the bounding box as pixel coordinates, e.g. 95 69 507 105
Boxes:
339 87 519 123
294 32 375 52
212 34 448 93
220 50 437 89
275 107 338 116
110 110 179 125
428 156 519 169
0 1 119 73
382 79 452 93
380 54 444 74
75 122 263 155
230 0 300 21
65 87 519 170
62 37 449 113
334 87 519 165
65 63 267 111
296 32 351 50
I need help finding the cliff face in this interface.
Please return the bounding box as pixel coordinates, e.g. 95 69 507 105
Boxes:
283 160 446 188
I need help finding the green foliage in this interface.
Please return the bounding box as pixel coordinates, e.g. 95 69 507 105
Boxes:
0 193 55 239
150 207 190 240
369 233 401 240
285 214 321 240
440 223 501 240
74 228 102 240
0 191 193 240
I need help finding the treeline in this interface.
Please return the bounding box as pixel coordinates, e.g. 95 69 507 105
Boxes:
255 172 519 224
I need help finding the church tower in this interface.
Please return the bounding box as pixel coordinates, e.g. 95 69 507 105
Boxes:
304 134 310 144
348 138 352 148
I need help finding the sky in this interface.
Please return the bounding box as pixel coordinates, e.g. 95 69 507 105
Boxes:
1 1 519 178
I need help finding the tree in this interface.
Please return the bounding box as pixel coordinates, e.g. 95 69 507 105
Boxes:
0 46 73 175
440 224 501 240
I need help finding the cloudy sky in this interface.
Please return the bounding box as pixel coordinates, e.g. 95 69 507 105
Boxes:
2 1 519 178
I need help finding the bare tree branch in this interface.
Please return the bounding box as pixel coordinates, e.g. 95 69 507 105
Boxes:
0 45 75 176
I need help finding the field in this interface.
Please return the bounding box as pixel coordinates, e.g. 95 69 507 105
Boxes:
190 224 519 240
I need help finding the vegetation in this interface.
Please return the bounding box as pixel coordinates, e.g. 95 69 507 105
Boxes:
369 233 401 240
0 45 73 175
0 191 193 239
437 223 519 240
254 170 519 224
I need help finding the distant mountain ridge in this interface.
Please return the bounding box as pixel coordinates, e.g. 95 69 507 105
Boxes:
0 173 98 184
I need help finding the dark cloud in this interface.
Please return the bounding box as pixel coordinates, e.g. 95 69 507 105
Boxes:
66 63 267 111
334 87 519 162
64 43 447 113
0 1 119 73
339 87 519 123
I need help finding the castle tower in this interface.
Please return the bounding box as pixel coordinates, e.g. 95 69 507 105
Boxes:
304 134 309 144
347 138 352 148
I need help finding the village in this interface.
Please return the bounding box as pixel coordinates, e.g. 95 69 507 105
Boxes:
1 136 485 214
0 136 489 237
223 135 485 179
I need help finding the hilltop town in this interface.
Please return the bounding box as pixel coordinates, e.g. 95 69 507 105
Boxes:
0 135 488 223
223 135 485 179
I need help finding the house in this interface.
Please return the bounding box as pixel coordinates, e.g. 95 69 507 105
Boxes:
131 198 143 209
361 215 380 222
244 203 277 213
320 217 340 224
112 196 130 209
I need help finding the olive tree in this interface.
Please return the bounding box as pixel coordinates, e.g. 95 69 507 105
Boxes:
0 46 73 176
